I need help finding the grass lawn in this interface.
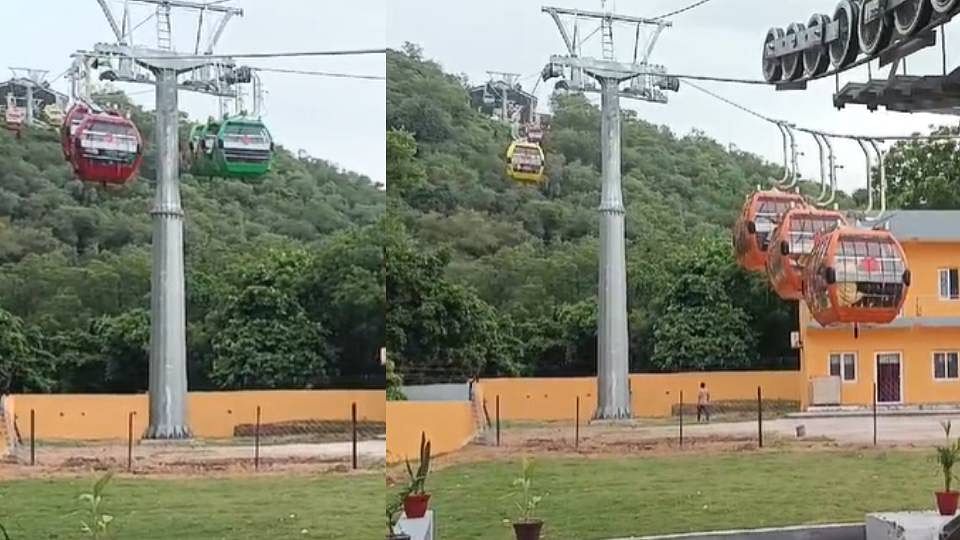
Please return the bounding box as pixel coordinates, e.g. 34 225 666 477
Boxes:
0 473 380 539
427 450 939 540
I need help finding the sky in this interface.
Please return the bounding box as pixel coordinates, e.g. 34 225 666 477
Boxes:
1 0 386 184
388 0 960 196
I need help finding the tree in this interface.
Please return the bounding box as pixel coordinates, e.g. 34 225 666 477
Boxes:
386 358 406 401
651 275 758 371
883 126 960 210
0 308 53 393
94 309 150 392
386 221 508 382
305 223 386 386
210 285 333 389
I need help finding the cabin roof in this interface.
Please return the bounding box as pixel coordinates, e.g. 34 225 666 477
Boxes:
868 210 960 242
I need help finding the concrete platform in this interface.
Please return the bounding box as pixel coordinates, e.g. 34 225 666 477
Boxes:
865 512 955 540
396 510 435 540
608 513 960 540
611 523 865 540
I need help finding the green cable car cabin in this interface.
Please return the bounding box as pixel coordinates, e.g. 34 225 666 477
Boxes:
187 115 274 179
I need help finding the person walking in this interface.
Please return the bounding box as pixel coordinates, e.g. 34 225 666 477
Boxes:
697 382 710 423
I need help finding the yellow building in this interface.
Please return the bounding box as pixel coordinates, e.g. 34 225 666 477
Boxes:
800 210 960 410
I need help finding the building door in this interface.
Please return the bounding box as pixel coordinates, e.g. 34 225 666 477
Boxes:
876 353 902 404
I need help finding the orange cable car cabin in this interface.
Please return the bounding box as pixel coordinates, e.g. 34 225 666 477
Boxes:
69 112 144 186
802 226 910 327
733 190 807 272
766 208 847 300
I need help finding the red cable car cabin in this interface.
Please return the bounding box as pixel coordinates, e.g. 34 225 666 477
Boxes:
766 208 847 301
70 112 143 186
802 227 910 326
733 190 807 272
61 103 91 160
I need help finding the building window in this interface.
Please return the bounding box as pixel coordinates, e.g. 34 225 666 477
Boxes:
940 269 960 300
934 352 960 381
829 353 857 382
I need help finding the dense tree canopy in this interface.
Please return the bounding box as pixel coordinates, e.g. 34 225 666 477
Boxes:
0 91 384 393
882 125 960 210
385 46 867 382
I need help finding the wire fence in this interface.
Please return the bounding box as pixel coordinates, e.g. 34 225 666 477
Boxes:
4 401 385 475
473 384 959 456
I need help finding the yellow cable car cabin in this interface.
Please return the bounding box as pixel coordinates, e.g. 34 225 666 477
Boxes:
506 140 545 184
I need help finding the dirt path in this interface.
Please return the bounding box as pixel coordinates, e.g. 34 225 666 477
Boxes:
2 439 385 479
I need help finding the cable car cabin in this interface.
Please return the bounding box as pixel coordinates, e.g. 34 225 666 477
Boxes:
802 227 911 327
188 116 273 179
733 190 807 272
4 106 24 134
61 103 91 159
187 123 219 178
4 94 25 135
506 141 545 184
524 125 545 144
766 208 847 300
44 104 65 126
70 112 143 186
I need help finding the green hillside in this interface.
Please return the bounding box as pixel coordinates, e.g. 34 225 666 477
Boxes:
386 44 852 383
0 92 384 393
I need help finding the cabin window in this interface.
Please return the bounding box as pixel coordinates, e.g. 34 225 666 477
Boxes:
939 269 959 300
829 352 857 382
934 352 959 381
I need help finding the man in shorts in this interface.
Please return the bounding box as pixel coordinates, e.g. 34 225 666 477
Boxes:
697 382 710 423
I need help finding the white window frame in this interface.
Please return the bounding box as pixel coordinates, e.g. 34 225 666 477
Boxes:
939 268 960 301
933 351 960 382
829 352 858 383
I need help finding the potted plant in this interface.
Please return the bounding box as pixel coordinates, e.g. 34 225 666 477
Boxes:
386 493 411 540
936 421 960 516
510 457 546 540
402 432 432 519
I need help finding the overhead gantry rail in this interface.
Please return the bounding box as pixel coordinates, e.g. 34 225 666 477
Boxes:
760 0 960 113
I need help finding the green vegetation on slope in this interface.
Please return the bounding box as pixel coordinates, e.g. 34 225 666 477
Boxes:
386 44 845 382
0 91 385 393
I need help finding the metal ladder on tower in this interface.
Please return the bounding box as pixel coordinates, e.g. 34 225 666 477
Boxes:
156 4 172 51
601 16 615 60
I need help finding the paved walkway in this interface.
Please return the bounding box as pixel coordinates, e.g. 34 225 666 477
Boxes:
664 414 960 445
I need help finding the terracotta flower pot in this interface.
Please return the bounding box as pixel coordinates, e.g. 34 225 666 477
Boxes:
937 491 959 516
403 493 430 519
513 519 544 540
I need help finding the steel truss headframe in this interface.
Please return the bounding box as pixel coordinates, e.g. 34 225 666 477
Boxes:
540 6 679 103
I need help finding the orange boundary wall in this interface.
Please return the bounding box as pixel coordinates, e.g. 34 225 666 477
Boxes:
385 372 801 464
5 390 385 441
386 401 475 464
478 372 801 421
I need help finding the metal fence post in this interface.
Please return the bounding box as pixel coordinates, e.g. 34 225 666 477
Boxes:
575 395 580 450
29 409 35 466
873 382 878 446
496 395 501 447
351 402 358 470
254 405 261 472
757 386 763 448
127 411 135 472
679 391 684 448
